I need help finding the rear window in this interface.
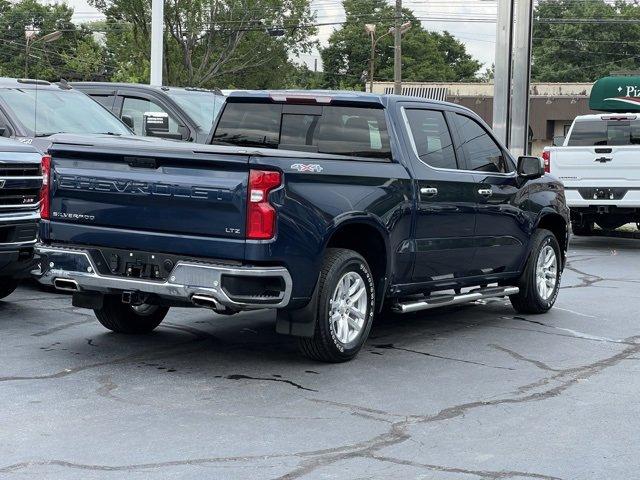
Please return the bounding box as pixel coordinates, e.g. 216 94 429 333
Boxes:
212 102 391 160
568 119 640 146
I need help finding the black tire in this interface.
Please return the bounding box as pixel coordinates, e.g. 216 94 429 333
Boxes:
571 221 593 236
510 229 562 314
0 278 18 300
94 295 169 334
298 248 376 363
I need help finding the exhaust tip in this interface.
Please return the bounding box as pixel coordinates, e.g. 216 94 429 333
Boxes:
53 278 79 292
191 294 223 311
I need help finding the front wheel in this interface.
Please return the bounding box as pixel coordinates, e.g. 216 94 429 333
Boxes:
94 295 169 334
510 229 562 314
298 248 375 363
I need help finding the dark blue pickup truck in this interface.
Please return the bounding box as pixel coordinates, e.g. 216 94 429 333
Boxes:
35 91 569 362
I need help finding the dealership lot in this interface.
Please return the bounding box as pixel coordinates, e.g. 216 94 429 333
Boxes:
1 234 639 480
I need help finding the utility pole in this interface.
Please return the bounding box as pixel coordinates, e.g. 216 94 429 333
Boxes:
492 0 514 146
393 0 402 95
150 0 164 86
509 0 534 156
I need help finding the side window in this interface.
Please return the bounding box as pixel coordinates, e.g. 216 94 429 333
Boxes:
91 94 115 110
453 113 510 173
213 103 281 148
121 97 180 136
405 109 457 169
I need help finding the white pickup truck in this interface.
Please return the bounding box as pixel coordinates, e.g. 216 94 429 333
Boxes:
543 113 640 235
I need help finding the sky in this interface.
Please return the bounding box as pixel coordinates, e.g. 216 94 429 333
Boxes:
44 0 498 72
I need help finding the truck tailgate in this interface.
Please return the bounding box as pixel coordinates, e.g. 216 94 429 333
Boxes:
46 138 249 260
552 146 640 183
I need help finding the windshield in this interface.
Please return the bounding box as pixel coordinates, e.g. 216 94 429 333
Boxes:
567 119 640 146
0 87 131 137
165 89 224 132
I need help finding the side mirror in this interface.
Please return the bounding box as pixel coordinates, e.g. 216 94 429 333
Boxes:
552 135 565 146
517 155 545 179
121 114 134 130
0 126 6 137
143 112 170 136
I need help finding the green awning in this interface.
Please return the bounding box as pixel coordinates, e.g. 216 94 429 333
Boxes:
590 76 640 112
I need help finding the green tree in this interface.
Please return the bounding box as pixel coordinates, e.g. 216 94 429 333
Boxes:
91 0 317 88
533 0 640 82
0 0 106 81
321 0 481 89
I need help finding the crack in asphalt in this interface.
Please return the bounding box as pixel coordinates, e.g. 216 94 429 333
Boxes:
370 455 564 479
372 344 516 371
225 374 317 392
489 344 559 372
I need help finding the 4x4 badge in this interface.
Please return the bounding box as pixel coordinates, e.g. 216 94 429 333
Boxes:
291 163 323 173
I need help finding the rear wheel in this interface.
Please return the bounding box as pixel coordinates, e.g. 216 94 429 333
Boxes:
510 229 562 314
94 295 169 334
298 248 375 363
0 278 18 300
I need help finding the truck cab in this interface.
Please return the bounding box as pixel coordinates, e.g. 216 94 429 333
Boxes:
72 82 225 143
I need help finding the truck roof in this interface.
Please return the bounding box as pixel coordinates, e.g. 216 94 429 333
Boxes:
0 77 72 90
71 81 223 96
572 113 639 122
226 89 466 110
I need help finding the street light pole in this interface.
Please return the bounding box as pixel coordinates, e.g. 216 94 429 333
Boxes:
24 30 62 78
365 22 410 94
393 0 402 95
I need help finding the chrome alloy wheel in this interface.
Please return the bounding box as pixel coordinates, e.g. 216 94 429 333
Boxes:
329 271 368 344
536 245 558 300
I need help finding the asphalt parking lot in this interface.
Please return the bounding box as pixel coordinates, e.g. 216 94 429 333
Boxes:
1 234 639 480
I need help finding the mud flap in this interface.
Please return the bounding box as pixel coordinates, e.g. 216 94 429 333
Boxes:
275 280 319 338
72 291 104 310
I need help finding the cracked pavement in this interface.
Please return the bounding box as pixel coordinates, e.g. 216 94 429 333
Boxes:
1 234 639 479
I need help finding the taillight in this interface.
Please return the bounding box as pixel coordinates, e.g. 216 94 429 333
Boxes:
542 150 550 173
40 154 51 220
246 169 281 240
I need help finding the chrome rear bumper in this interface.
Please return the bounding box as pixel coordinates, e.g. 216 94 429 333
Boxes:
34 245 292 311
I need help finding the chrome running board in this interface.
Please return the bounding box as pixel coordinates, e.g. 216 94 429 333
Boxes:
392 286 519 314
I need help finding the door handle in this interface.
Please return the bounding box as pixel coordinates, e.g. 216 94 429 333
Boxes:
478 188 493 197
420 187 438 197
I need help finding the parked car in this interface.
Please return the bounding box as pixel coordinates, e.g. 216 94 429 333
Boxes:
72 82 225 143
543 113 640 235
0 77 133 152
34 91 569 362
0 137 42 299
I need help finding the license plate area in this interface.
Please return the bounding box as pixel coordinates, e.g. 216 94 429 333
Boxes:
88 247 180 281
